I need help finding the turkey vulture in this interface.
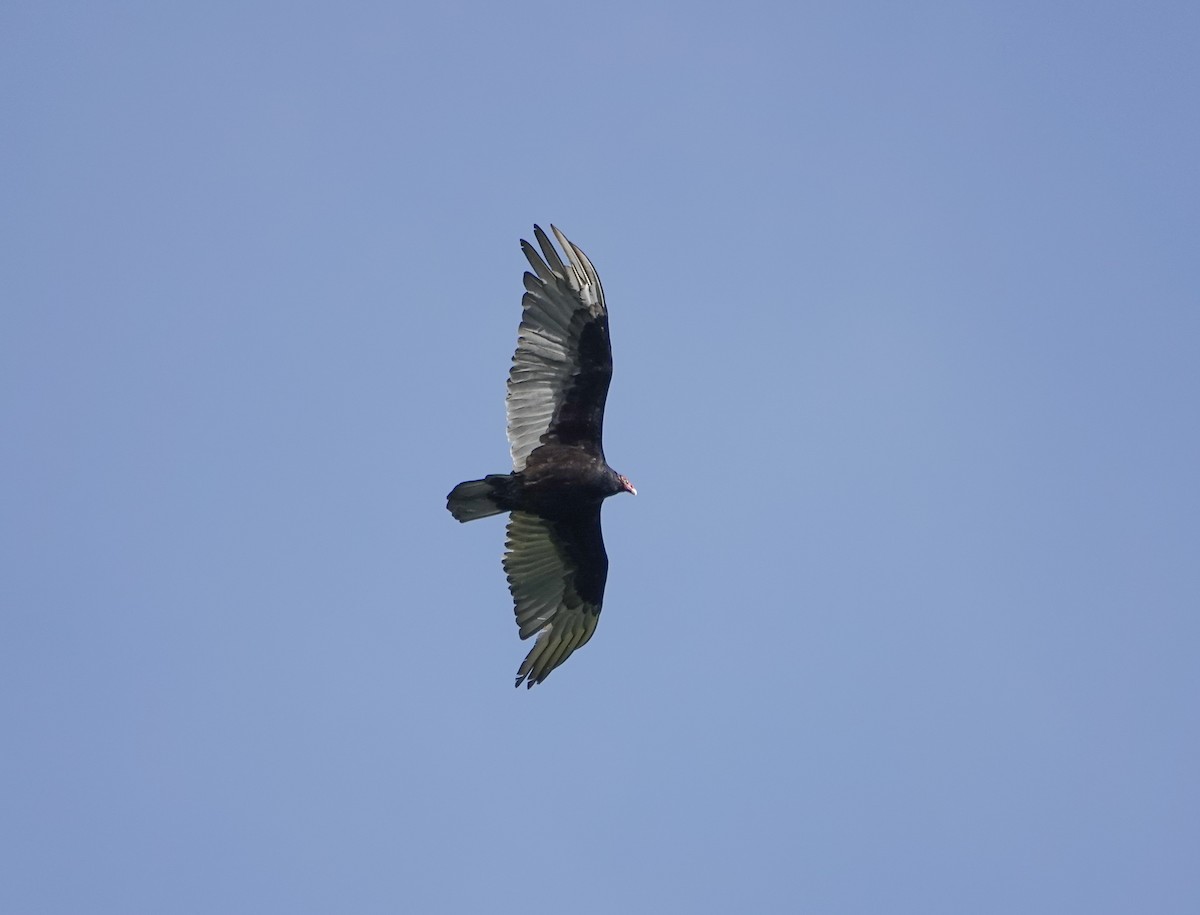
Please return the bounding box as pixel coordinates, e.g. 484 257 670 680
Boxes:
446 226 635 688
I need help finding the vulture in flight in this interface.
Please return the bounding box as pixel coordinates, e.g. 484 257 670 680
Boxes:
446 226 635 688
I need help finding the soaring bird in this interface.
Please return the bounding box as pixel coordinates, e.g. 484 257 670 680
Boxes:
447 226 635 688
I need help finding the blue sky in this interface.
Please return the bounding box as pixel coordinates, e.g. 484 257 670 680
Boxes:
3 2 1198 912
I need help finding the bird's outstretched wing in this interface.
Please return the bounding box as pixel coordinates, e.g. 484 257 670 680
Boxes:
502 509 608 687
506 226 612 471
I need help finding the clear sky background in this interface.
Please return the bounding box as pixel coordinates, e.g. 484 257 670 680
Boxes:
3 3 1198 913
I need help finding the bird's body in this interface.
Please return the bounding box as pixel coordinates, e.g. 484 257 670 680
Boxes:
446 226 634 688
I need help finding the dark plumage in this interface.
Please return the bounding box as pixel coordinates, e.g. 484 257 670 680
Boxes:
446 226 635 688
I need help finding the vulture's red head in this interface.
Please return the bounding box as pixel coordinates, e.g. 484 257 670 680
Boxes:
617 474 637 496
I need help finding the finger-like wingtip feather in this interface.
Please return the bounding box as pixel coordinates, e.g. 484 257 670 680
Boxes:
533 224 567 276
521 238 556 282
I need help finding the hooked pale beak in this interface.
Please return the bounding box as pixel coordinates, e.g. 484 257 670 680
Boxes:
619 475 637 496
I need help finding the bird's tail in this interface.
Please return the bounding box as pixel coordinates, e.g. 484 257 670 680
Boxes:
446 475 511 522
